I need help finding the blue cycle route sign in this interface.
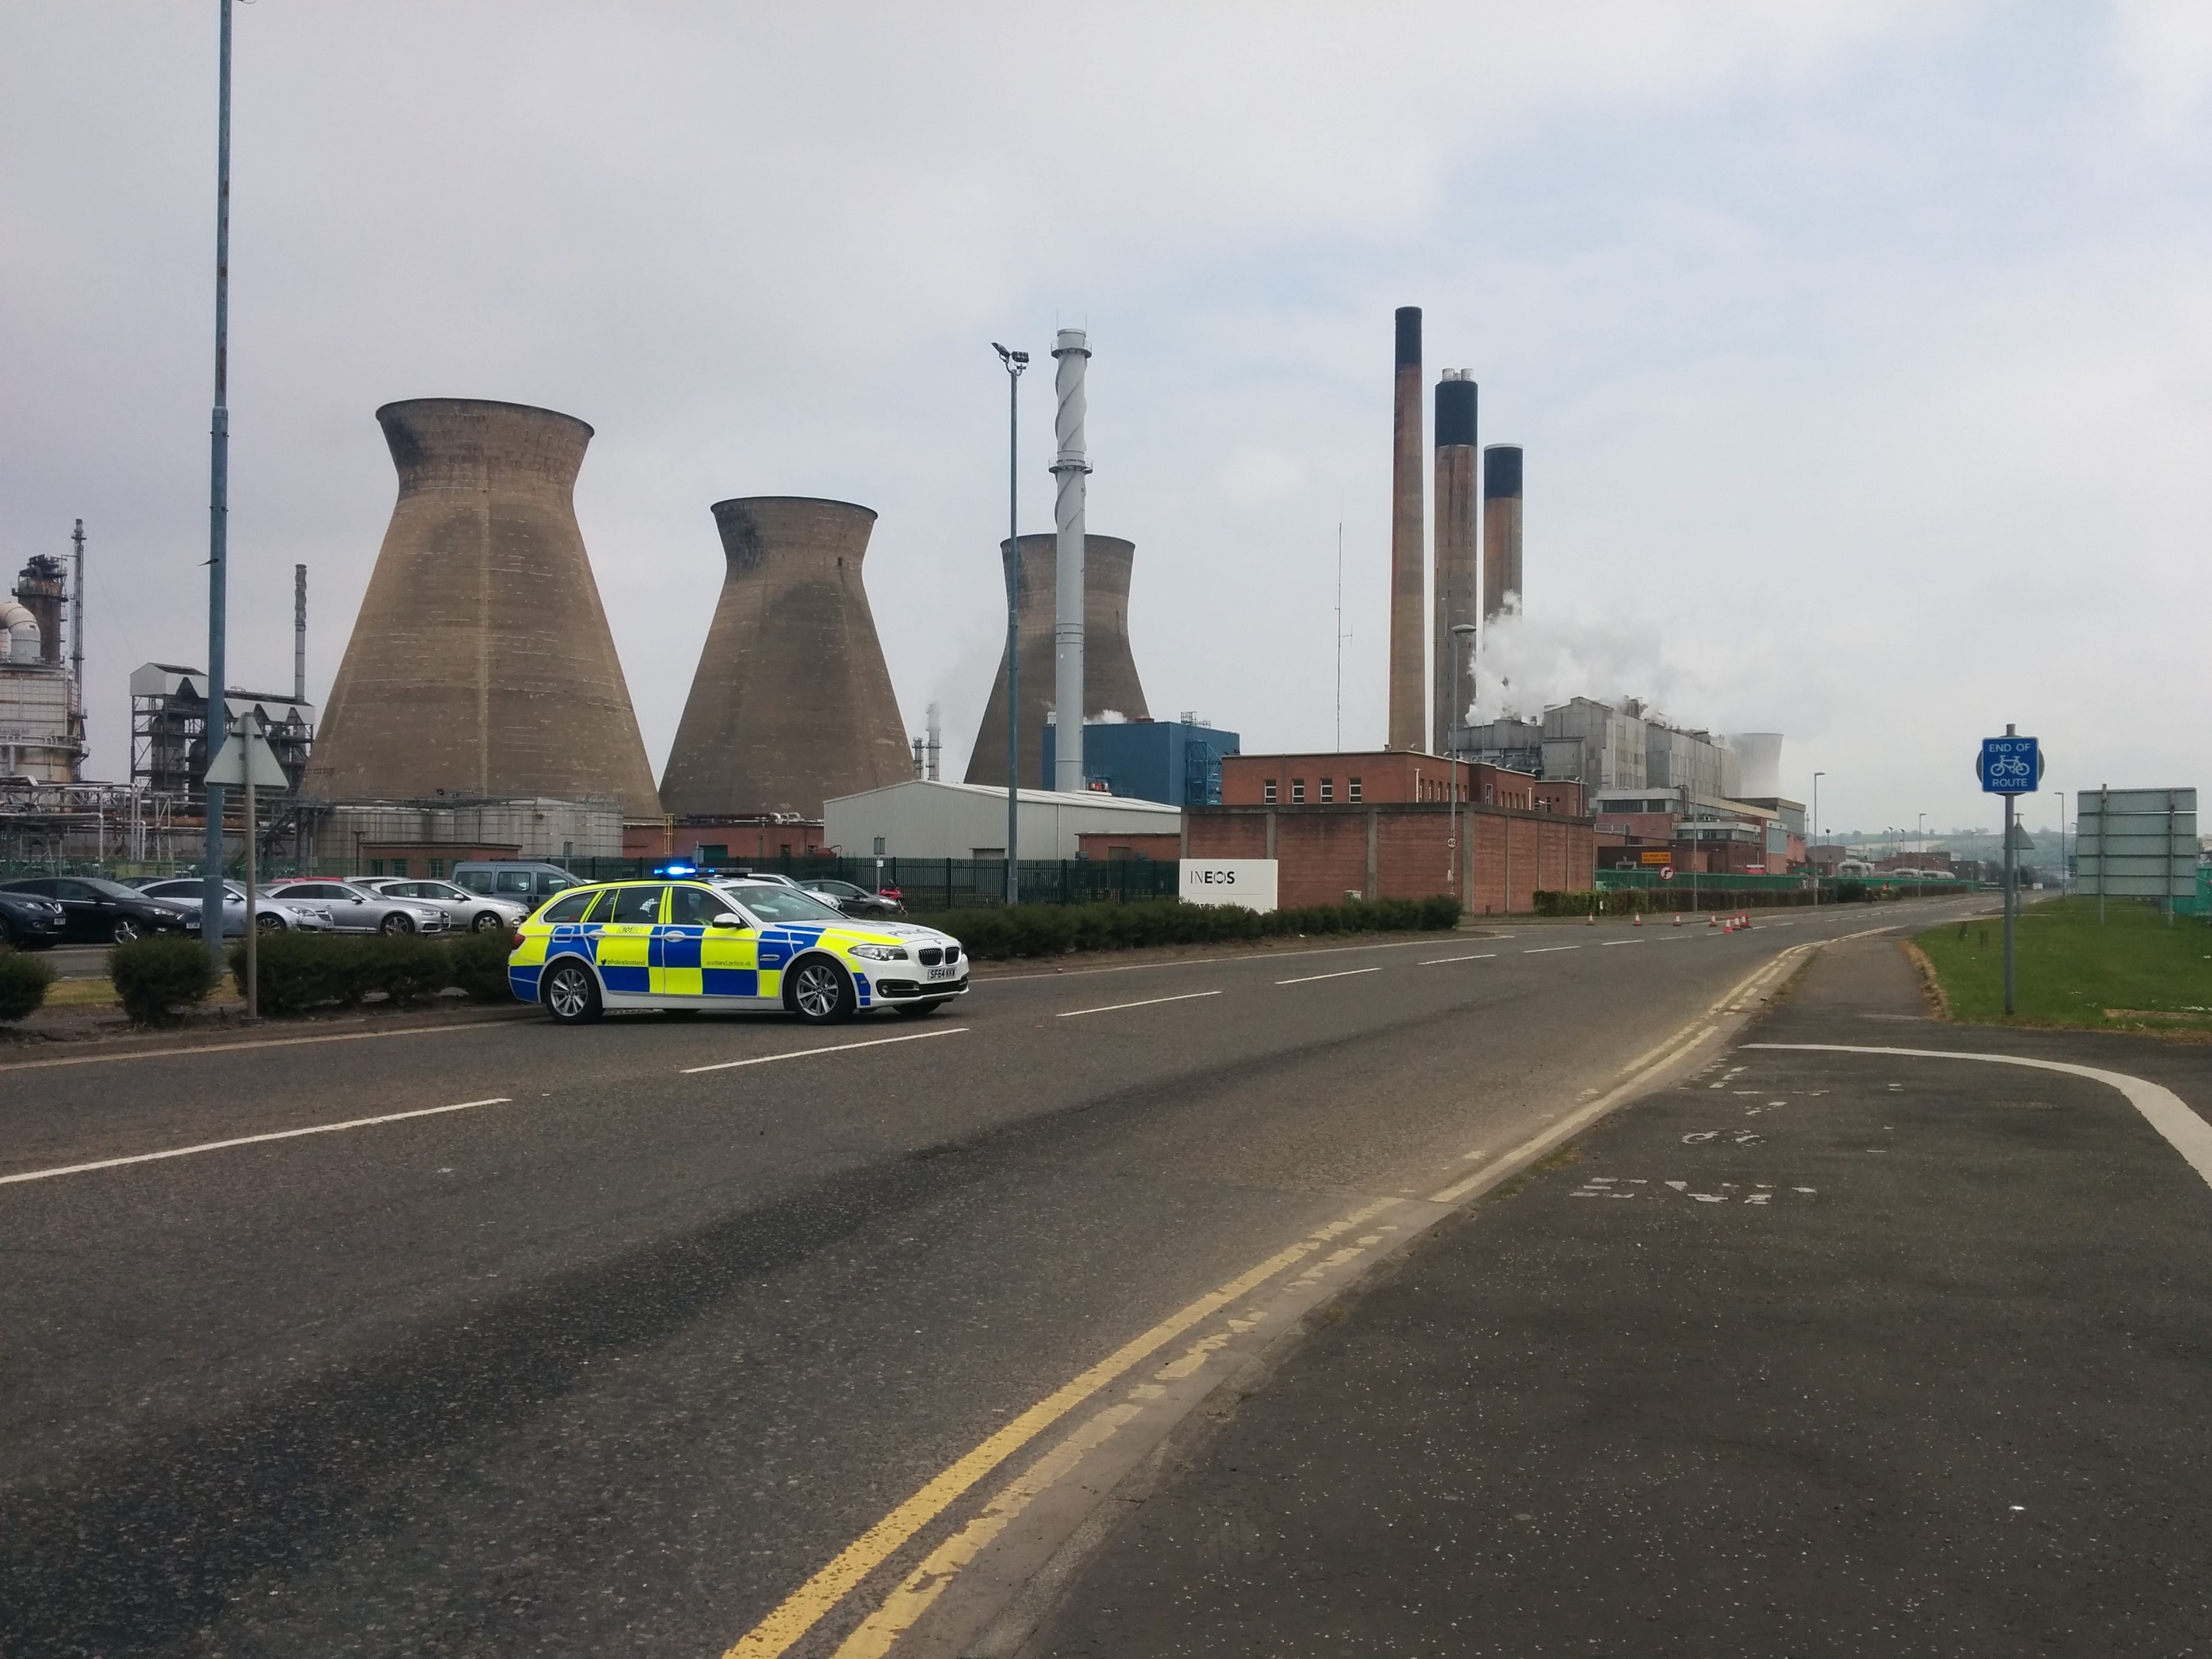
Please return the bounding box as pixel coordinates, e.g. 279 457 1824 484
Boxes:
1977 736 2042 795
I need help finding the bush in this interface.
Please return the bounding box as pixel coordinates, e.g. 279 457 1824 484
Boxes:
909 894 1462 961
231 932 456 1014
111 936 218 1025
447 929 518 1003
0 945 57 1022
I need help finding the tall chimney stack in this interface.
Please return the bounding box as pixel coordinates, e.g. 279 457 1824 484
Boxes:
1482 445 1524 622
293 563 307 704
1388 307 1426 751
1432 371 1478 753
1050 328 1092 792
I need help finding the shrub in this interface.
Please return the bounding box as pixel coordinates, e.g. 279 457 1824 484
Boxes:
448 929 518 1003
912 893 1460 961
233 932 362 1015
0 946 57 1022
360 935 452 1007
111 936 218 1025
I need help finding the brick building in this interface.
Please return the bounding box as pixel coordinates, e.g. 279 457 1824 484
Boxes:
1189 751 1595 913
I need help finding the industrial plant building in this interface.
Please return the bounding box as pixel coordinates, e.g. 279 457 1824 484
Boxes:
1187 751 1594 912
826 779 1180 863
1039 716 1239 805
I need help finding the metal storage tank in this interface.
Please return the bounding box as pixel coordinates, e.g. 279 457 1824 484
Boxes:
304 399 661 818
658 496 912 820
964 533 1151 790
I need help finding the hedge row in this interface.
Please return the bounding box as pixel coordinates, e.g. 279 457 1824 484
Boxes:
224 931 515 1017
0 945 57 1022
906 895 1461 961
109 936 218 1024
1534 882 1972 916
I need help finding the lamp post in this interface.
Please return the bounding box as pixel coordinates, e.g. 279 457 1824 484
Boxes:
1448 622 1477 909
200 0 236 965
2055 790 2066 896
1812 771 1824 905
992 342 1029 905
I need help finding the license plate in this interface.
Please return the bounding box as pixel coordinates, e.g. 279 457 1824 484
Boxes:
924 965 960 982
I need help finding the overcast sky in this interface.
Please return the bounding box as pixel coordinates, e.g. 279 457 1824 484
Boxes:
5 2 2208 838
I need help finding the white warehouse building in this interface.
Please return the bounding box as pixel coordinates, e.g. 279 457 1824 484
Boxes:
824 779 1181 861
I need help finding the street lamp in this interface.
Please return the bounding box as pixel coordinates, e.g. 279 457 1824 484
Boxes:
200 0 237 965
992 343 1029 906
1812 771 1824 904
1448 623 1477 908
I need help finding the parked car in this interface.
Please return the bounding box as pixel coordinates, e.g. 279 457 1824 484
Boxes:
362 878 528 934
451 861 578 908
0 876 196 943
134 878 336 935
261 879 451 935
0 887 68 949
800 877 905 919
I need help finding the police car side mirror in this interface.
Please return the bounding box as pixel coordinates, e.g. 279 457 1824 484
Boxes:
709 914 748 930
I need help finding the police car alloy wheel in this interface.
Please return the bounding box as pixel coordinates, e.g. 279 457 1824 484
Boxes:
789 959 854 1024
544 962 602 1025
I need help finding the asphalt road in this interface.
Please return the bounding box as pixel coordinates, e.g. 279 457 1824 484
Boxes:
0 899 1982 1657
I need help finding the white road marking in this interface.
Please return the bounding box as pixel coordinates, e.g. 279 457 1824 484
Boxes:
680 1027 968 1074
1418 953 1498 965
1058 990 1222 1019
1602 939 1648 946
1275 966 1385 986
0 1016 522 1075
1522 945 1581 955
0 1098 515 1187
1744 1042 2212 1192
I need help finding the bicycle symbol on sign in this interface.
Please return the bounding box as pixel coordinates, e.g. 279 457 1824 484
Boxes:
1988 754 2032 780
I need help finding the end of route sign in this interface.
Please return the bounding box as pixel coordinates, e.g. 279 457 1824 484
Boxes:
1975 735 2043 796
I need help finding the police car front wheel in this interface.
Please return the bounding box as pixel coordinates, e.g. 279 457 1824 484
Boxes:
543 962 603 1025
788 959 856 1024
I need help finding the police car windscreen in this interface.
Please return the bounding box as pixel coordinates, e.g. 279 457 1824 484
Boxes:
724 885 847 924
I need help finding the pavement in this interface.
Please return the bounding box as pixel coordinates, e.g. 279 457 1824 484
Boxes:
1013 929 2212 1657
0 899 1984 1658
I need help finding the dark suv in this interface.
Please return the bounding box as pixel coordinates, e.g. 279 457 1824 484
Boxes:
0 888 67 949
0 877 195 943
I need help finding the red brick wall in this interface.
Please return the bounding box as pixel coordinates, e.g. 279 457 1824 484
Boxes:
1076 831 1184 862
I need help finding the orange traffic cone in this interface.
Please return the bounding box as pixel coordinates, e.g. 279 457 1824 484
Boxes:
1707 912 1720 928
1673 911 1683 927
1634 910 1644 927
1586 910 1596 926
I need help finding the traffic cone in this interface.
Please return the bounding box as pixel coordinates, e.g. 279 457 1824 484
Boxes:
1634 910 1644 927
1586 911 1596 926
1673 911 1682 927
1707 912 1720 928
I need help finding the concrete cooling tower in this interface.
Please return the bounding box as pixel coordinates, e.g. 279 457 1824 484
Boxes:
305 399 660 818
964 533 1149 790
658 497 911 820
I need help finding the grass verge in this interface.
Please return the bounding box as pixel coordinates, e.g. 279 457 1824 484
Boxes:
1913 896 2212 1034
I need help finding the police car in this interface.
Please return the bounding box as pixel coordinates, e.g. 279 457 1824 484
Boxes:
508 873 969 1026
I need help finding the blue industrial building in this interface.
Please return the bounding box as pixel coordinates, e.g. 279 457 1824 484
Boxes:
1041 717 1240 806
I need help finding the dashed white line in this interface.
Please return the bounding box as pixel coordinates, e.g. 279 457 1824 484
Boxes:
1602 939 1648 946
681 1027 968 1074
1522 945 1581 955
0 1097 515 1187
1418 953 1498 965
1058 991 1222 1019
1276 966 1386 986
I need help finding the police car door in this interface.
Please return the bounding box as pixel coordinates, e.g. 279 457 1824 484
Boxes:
595 884 664 999
666 883 761 1003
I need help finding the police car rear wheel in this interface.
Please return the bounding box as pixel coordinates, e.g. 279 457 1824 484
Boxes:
789 959 855 1024
544 962 602 1025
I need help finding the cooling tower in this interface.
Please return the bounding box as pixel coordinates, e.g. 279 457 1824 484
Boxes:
305 399 659 817
1389 306 1426 751
658 497 912 820
1432 373 1478 751
1482 444 1523 622
964 533 1148 790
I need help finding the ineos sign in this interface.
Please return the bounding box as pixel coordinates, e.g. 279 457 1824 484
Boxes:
1179 859 1277 913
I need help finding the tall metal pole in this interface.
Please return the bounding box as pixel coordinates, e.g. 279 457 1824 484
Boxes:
1812 771 1823 906
1449 622 1475 909
992 343 1028 904
200 0 234 963
2002 722 2017 1015
1050 329 1091 794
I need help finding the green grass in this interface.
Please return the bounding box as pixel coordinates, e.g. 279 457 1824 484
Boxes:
1915 896 2212 1033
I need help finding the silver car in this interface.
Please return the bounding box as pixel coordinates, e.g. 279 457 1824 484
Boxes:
135 878 335 936
263 879 450 935
362 878 528 935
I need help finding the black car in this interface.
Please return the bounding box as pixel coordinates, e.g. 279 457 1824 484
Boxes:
0 888 67 949
0 877 195 943
800 877 905 919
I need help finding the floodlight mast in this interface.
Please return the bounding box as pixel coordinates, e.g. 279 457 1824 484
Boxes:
992 343 1029 904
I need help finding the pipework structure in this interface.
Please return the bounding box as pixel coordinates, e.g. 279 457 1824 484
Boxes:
1388 306 1426 751
293 563 306 703
1482 444 1524 621
1432 371 1479 754
1050 329 1093 793
658 496 912 822
304 398 660 819
965 534 1150 791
